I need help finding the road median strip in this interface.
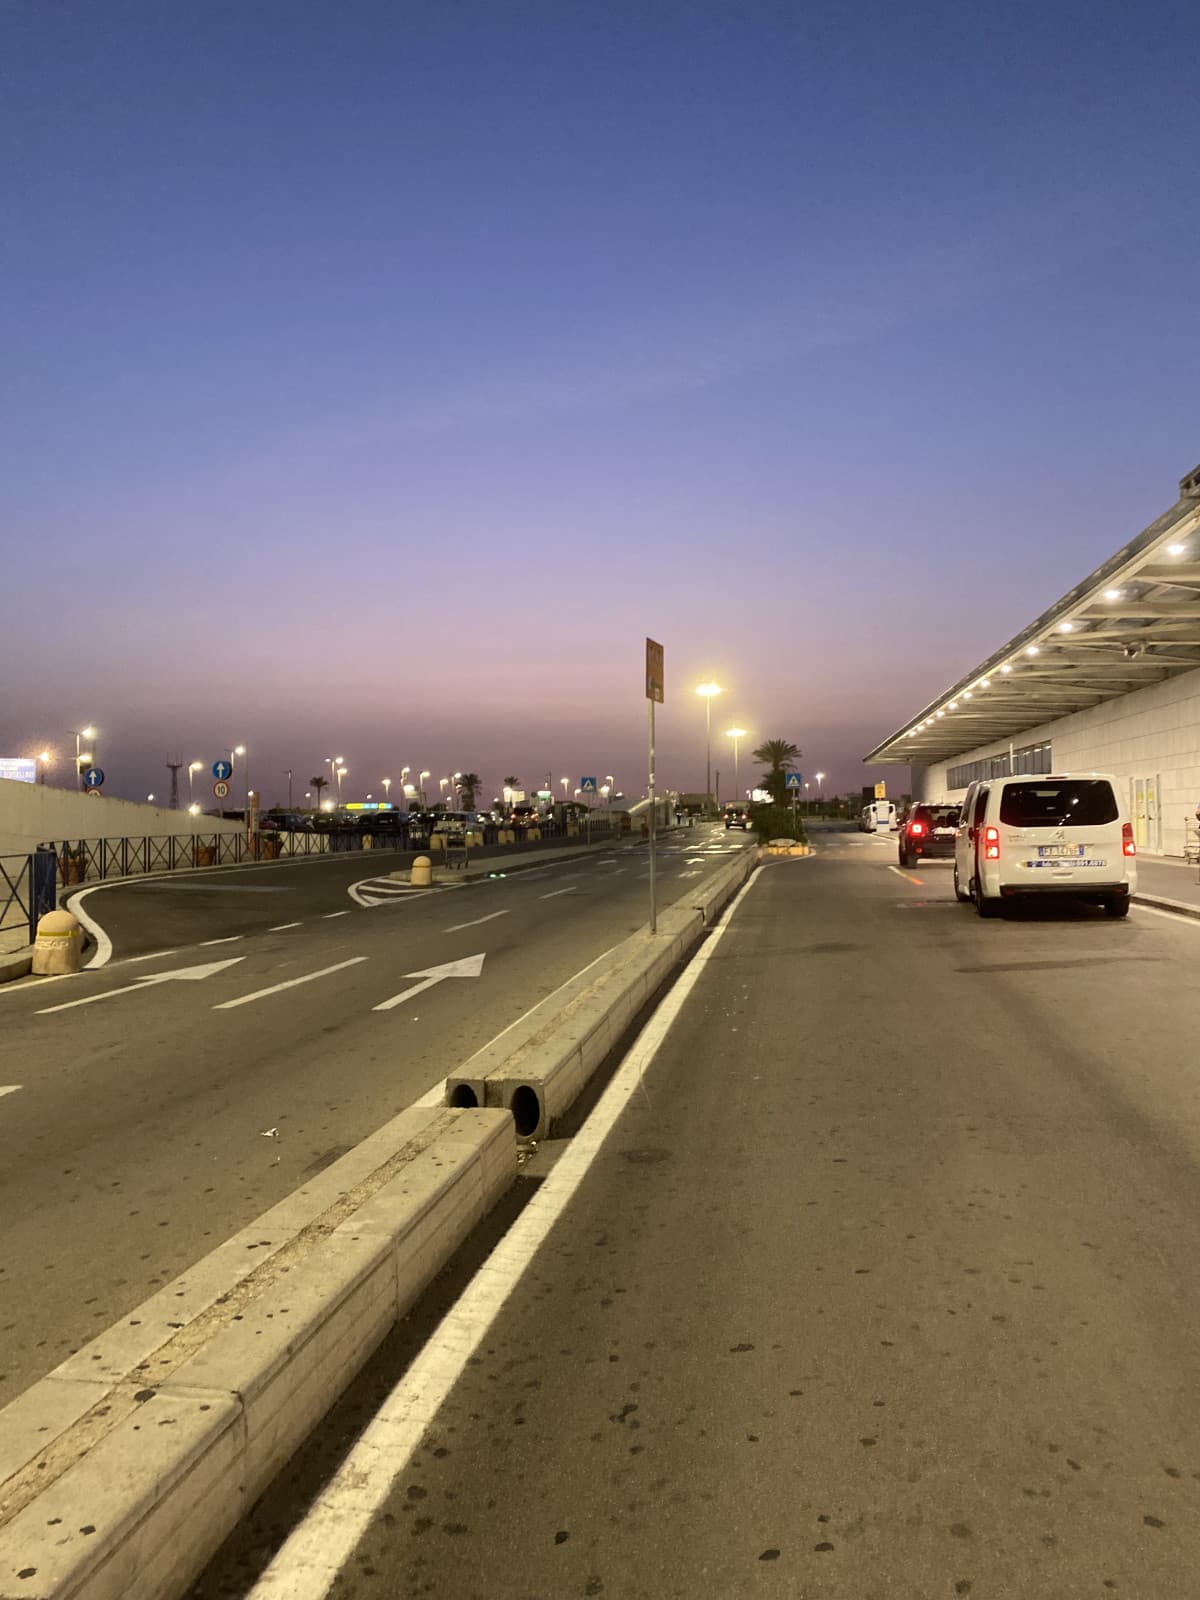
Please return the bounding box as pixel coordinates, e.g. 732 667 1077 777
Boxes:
0 1104 513 1600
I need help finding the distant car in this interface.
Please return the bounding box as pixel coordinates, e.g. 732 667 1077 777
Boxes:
723 803 750 830
898 802 961 867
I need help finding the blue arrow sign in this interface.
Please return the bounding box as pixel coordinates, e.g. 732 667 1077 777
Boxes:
83 766 105 789
581 776 598 792
784 772 803 789
212 759 233 781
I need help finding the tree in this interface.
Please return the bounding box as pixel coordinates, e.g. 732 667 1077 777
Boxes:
503 775 520 791
751 739 802 805
310 775 328 809
457 772 482 808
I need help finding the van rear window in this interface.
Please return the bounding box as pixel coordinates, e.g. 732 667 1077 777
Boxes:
998 781 1118 828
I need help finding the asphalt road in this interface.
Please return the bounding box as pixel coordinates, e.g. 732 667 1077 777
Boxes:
204 822 1200 1599
0 825 749 1405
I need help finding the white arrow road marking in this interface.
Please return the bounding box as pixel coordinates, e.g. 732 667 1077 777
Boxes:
213 956 369 1010
0 1086 20 1100
441 910 509 934
373 953 487 1012
38 957 247 1015
539 886 578 900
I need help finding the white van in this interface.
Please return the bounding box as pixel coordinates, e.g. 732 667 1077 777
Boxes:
954 773 1136 918
859 799 896 833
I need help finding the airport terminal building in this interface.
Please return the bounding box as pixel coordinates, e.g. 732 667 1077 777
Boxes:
866 460 1200 857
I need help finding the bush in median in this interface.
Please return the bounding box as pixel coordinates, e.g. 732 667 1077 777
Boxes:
749 804 808 844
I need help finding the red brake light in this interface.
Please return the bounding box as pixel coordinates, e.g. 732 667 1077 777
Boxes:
984 825 1000 860
1122 821 1136 857
909 820 925 836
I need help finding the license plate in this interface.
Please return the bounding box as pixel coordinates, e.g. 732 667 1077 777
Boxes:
1036 844 1085 858
1025 857 1108 870
933 828 955 836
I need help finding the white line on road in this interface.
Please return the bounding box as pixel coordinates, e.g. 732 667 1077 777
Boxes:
213 957 368 1011
0 1086 20 1100
124 949 181 963
269 922 303 931
1134 903 1200 928
887 864 924 886
201 936 244 946
441 910 509 933
245 867 762 1600
538 886 578 899
39 957 247 1015
64 885 113 968
323 911 350 919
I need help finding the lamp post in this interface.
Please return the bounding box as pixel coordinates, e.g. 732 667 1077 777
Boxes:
382 777 392 803
725 727 746 806
285 769 294 810
336 766 347 802
37 750 51 786
231 745 247 812
560 777 569 799
188 761 202 807
73 726 96 790
694 684 722 811
815 771 825 808
419 770 430 805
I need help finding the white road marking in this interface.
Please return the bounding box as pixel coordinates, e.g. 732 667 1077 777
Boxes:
538 886 578 900
270 922 303 931
323 911 350 919
372 953 487 1012
678 870 701 878
1133 903 1200 928
64 885 113 968
0 1086 20 1100
441 910 509 934
213 957 368 1011
245 866 761 1600
39 957 246 1015
887 864 924 886
201 935 244 946
414 1080 446 1108
124 949 181 963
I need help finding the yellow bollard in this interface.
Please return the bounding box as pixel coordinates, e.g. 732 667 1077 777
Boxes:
411 855 433 887
33 910 82 976
429 832 446 852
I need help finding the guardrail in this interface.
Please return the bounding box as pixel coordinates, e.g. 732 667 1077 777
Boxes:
46 814 628 887
1 850 57 944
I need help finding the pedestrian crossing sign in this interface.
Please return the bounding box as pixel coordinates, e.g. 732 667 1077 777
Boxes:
581 777 598 792
784 773 802 790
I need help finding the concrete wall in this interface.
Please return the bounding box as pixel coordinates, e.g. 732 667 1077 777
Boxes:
911 663 1200 857
0 779 242 858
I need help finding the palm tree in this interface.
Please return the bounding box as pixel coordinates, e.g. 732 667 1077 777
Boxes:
503 775 520 792
752 739 802 804
457 772 482 808
310 775 328 810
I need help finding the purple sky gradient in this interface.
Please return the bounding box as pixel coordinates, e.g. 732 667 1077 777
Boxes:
3 0 1198 807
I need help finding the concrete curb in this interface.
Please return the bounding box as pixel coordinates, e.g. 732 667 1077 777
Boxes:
1134 891 1200 920
0 1104 514 1600
0 946 33 985
446 849 756 1138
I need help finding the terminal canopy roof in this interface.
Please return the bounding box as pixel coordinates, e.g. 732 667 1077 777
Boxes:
866 465 1200 766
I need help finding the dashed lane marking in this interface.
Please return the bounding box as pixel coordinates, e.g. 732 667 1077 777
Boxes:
323 911 350 919
212 957 369 1011
887 864 924 886
441 910 510 934
539 886 578 899
201 936 244 946
270 922 303 931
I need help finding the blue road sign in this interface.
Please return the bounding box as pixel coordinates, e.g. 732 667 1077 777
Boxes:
784 772 803 790
212 759 233 781
581 776 598 792
83 766 105 789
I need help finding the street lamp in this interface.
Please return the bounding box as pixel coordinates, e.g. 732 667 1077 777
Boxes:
815 771 825 802
336 765 347 802
382 777 392 802
37 749 51 785
73 725 96 790
147 793 155 803
419 770 431 805
560 777 569 798
188 761 202 807
694 684 722 809
439 778 449 801
725 728 746 805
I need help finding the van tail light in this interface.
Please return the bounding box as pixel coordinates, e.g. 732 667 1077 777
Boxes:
984 825 1000 860
1122 822 1136 857
909 820 925 836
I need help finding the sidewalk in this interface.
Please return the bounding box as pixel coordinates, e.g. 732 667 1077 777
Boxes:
1135 852 1200 915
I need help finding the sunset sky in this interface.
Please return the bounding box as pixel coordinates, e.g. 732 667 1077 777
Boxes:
3 0 1197 806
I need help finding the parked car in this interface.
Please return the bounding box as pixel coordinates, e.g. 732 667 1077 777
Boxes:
898 802 961 867
954 773 1135 917
723 802 750 830
859 800 896 833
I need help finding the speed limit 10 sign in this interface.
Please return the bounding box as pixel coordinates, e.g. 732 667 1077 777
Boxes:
213 780 230 799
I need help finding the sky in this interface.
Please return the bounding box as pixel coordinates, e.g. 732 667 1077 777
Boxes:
3 0 1198 808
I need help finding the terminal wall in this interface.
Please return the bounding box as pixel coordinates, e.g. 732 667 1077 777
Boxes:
0 778 242 857
911 663 1200 857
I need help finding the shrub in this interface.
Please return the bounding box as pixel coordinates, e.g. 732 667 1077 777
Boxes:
749 804 807 843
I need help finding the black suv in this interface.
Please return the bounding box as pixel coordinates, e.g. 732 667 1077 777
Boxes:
723 803 750 830
898 802 961 867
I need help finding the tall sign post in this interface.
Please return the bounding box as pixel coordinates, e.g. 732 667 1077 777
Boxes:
645 638 664 934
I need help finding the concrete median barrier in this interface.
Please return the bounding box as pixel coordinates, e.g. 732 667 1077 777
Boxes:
447 848 756 1139
0 1104 514 1600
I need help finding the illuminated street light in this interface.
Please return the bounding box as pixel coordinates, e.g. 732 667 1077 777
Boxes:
336 765 347 802
815 771 826 799
187 760 203 807
382 778 392 802
561 776 569 798
72 725 96 790
419 769 431 805
694 684 722 808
